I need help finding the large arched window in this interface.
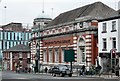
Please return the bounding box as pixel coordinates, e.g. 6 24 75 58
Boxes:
77 36 86 63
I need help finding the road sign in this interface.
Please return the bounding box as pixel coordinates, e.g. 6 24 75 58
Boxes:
64 49 75 62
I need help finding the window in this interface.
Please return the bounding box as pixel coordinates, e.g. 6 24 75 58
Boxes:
0 32 3 40
11 41 13 47
49 50 52 63
81 48 85 62
12 32 14 40
43 50 47 62
27 53 30 58
55 49 59 63
102 23 107 33
26 33 29 40
9 42 11 48
58 29 62 32
111 21 116 32
6 32 8 40
103 38 107 50
112 38 116 49
53 30 55 33
14 32 15 40
7 41 9 49
15 32 17 40
4 32 7 40
8 32 11 40
66 27 69 31
19 52 22 58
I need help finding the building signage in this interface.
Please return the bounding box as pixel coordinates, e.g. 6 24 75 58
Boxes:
43 36 73 46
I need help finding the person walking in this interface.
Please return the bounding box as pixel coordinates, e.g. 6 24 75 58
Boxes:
115 64 119 77
86 66 90 75
81 65 85 76
17 67 20 73
44 67 48 74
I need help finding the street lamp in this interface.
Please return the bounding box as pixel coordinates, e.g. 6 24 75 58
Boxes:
4 6 7 24
34 43 40 73
34 23 41 73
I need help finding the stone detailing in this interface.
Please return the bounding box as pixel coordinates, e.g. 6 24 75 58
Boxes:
85 34 92 66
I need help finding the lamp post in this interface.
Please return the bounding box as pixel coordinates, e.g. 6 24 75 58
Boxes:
34 23 41 73
4 6 7 24
35 48 40 73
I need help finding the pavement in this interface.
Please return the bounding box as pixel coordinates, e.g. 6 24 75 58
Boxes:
31 72 120 79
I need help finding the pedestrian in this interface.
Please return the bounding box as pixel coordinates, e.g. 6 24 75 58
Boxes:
44 67 48 74
81 65 85 76
79 68 82 76
17 67 20 73
28 67 31 73
98 65 102 76
16 66 18 73
86 66 90 75
25 66 28 73
115 64 119 77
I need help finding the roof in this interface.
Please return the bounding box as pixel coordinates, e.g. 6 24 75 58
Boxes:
118 9 120 15
47 2 117 27
3 44 30 52
98 15 120 22
36 12 51 19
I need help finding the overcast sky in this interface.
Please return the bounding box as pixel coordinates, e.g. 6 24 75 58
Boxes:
0 0 119 28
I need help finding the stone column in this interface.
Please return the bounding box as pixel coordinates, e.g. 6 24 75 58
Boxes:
10 52 12 71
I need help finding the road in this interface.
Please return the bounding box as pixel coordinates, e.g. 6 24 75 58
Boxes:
1 71 120 81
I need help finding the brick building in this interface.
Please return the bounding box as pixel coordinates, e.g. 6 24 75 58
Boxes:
30 2 117 70
3 44 31 71
0 22 31 62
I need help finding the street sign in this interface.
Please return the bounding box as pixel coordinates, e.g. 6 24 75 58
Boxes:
64 49 75 62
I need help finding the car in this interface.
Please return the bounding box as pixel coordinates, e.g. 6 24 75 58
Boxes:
48 66 54 74
52 65 72 77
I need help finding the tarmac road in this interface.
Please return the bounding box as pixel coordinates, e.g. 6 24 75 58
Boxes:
2 71 120 81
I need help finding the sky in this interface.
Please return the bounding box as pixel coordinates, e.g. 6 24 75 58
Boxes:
0 0 120 28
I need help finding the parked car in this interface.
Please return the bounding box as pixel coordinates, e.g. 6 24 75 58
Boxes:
48 66 54 74
52 65 72 77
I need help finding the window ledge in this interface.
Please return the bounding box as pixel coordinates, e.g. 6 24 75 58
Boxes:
102 49 107 51
102 31 107 33
111 30 117 32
